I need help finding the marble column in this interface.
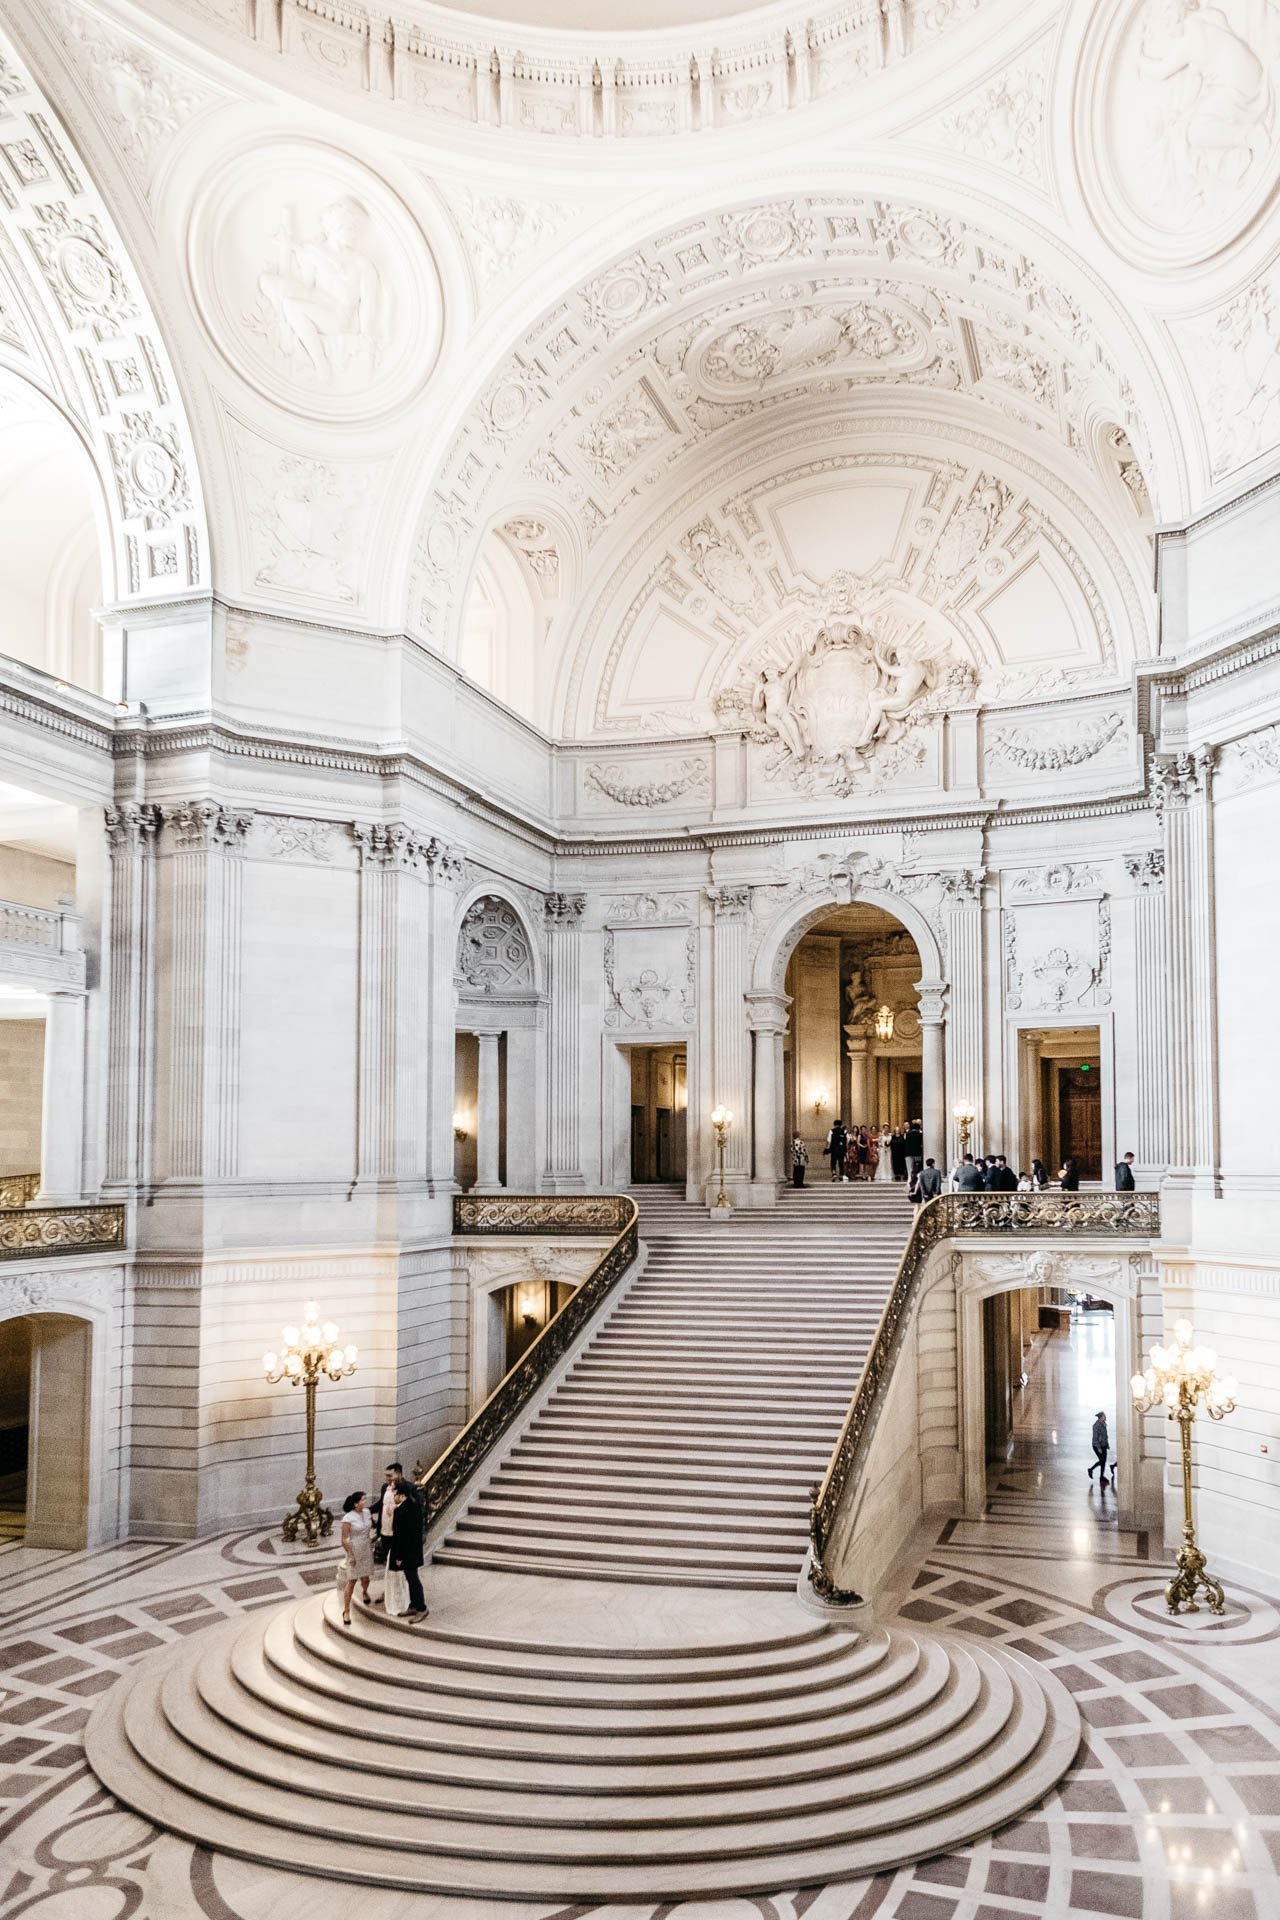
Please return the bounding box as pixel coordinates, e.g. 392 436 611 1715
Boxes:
918 980 948 1169
161 800 253 1184
476 1030 502 1190
35 990 87 1204
1154 752 1217 1192
103 803 160 1191
845 1031 871 1125
424 839 467 1196
542 893 586 1191
707 886 752 1205
945 890 984 1159
744 988 790 1205
1125 850 1170 1176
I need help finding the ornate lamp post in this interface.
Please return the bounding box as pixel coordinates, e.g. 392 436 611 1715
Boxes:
710 1105 733 1210
953 1100 976 1157
264 1302 358 1545
1132 1318 1237 1615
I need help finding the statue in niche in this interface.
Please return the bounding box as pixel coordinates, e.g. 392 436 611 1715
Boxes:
1136 0 1279 206
844 965 877 1031
255 197 384 381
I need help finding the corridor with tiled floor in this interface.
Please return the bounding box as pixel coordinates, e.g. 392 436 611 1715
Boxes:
1 1308 1278 1918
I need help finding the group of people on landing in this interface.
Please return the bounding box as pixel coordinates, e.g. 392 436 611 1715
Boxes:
790 1119 926 1187
793 1124 1140 1199
336 1461 429 1627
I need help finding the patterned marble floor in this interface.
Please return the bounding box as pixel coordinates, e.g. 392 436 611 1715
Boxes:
1 1314 1279 1920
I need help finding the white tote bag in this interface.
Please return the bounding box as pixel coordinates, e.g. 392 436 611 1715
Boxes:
383 1568 410 1617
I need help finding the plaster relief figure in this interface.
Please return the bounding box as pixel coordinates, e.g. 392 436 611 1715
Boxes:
1137 0 1278 208
752 663 807 762
255 197 383 381
855 637 933 750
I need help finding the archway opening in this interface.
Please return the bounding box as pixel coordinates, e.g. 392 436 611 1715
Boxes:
1017 1025 1104 1182
783 905 923 1180
976 1282 1133 1552
0 1313 91 1549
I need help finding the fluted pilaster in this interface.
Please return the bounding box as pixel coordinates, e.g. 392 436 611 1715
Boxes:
543 893 586 1191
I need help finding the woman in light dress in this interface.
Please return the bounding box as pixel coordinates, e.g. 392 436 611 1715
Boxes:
339 1489 374 1626
874 1126 895 1184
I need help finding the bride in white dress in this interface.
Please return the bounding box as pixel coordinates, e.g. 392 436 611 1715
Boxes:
874 1127 895 1183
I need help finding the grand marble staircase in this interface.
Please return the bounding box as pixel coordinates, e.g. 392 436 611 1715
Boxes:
85 1181 1082 1899
433 1181 912 1588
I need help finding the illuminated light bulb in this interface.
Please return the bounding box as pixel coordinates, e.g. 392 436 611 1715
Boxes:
263 1351 277 1374
344 1344 357 1363
327 1347 343 1371
1163 1381 1179 1406
1131 1373 1147 1397
285 1353 301 1375
322 1321 338 1344
282 1325 299 1349
1174 1318 1194 1346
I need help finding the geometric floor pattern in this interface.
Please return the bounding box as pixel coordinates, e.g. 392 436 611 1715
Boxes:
1 1319 1278 1918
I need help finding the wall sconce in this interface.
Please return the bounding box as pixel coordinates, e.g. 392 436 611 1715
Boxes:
453 1112 468 1142
811 1087 829 1122
516 1280 542 1331
710 1105 733 1209
875 1005 895 1042
953 1100 976 1155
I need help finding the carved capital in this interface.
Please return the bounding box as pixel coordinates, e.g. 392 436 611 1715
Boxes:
708 885 751 921
1150 747 1214 816
936 868 985 907
165 801 254 853
915 978 948 1024
1124 849 1165 892
104 802 160 852
543 892 586 927
743 988 791 1034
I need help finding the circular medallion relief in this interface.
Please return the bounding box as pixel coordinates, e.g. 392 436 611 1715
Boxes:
1079 0 1280 269
188 140 442 422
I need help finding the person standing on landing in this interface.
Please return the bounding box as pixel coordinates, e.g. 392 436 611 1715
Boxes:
790 1133 809 1188
825 1119 849 1182
388 1475 429 1622
338 1491 373 1625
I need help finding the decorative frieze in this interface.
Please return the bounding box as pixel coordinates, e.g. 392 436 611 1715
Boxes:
605 894 693 925
1010 863 1102 897
1217 723 1280 796
989 712 1126 772
263 818 336 862
584 757 710 808
165 801 254 853
603 927 696 1030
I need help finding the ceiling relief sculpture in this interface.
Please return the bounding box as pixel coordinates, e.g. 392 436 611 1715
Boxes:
734 612 975 798
1080 0 1280 267
416 189 1169 692
189 142 442 421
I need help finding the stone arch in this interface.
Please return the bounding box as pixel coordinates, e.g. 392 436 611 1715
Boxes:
0 27 209 613
753 882 943 996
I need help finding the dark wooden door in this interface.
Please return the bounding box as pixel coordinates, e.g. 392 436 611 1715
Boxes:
655 1107 672 1181
1058 1067 1101 1179
630 1105 646 1183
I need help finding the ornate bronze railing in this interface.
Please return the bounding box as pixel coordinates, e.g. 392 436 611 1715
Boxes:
419 1192 639 1521
0 1172 39 1208
0 1204 126 1261
809 1188 1162 1603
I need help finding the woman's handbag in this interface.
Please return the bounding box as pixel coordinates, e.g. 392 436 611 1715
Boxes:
334 1557 353 1592
383 1568 410 1617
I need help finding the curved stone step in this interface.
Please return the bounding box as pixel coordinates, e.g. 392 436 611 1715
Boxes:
85 1597 1079 1901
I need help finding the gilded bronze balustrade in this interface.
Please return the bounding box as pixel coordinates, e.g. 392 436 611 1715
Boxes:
419 1193 639 1520
809 1189 1161 1602
0 1204 126 1260
0 1172 39 1208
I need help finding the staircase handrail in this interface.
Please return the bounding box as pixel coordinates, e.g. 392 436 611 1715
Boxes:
419 1192 639 1518
808 1188 1162 1602
0 1172 39 1208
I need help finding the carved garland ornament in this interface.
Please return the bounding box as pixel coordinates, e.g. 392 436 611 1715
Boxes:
584 758 709 807
988 712 1125 772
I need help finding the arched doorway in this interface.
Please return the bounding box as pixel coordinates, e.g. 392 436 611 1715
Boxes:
782 905 925 1172
453 891 544 1192
0 1313 92 1550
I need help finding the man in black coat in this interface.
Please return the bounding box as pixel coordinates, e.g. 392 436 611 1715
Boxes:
989 1155 1018 1192
389 1476 429 1620
1115 1151 1136 1191
889 1129 908 1181
904 1121 923 1184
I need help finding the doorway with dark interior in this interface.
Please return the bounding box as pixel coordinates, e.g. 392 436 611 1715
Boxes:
628 1045 687 1184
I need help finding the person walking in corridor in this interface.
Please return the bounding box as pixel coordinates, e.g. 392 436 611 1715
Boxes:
1115 1151 1136 1191
790 1133 808 1188
1088 1411 1110 1486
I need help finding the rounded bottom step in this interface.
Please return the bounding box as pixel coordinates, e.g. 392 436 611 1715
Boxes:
85 1584 1080 1902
